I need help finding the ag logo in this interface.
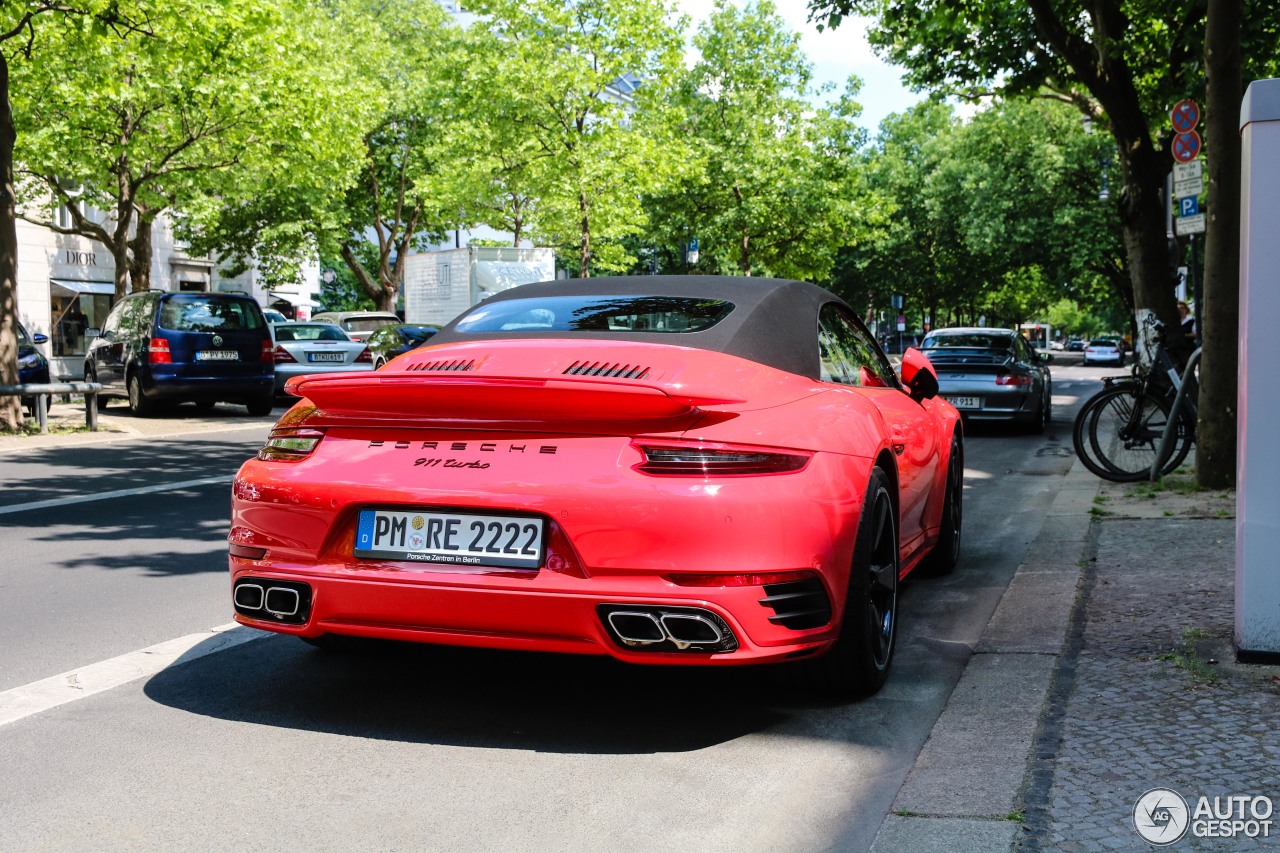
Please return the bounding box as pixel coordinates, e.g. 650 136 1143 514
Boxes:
1134 788 1190 845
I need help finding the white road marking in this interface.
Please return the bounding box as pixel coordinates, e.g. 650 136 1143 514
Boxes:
0 623 264 728
0 475 230 516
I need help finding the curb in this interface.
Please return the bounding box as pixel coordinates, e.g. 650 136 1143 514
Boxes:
868 456 1101 852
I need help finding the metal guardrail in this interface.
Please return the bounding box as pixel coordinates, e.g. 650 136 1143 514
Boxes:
0 382 103 433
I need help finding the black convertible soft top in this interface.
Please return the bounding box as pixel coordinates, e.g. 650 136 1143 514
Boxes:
429 275 852 380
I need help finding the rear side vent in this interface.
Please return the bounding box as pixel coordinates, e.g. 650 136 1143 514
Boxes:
410 358 476 372
759 576 832 630
563 361 650 379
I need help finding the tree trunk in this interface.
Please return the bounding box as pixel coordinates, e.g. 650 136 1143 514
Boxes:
339 240 385 309
128 211 156 293
0 49 22 430
739 231 751 276
1197 0 1242 488
1116 140 1183 356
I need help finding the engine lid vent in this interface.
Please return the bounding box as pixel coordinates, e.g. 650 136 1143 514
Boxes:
563 361 650 379
409 358 477 372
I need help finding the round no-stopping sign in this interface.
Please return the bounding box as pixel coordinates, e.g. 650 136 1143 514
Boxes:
1171 99 1200 133
1172 130 1201 163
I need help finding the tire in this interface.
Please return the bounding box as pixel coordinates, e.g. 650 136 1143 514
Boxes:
921 434 963 576
245 394 275 417
1086 387 1193 481
1043 382 1053 423
797 467 899 699
1026 394 1046 434
374 357 385 370
127 373 154 417
86 367 109 411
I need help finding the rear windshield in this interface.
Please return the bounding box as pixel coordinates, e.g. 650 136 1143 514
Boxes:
1090 340 1116 347
922 333 1013 350
342 317 399 333
275 325 349 342
158 296 264 332
453 296 735 334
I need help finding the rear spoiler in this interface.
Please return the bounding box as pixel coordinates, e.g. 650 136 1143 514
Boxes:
285 372 745 424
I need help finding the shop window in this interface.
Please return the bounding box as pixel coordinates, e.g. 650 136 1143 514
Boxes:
52 293 114 357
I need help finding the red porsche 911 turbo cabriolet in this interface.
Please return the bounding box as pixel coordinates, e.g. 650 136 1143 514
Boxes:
228 276 963 698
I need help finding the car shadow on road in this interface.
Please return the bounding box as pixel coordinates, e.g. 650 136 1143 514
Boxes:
144 632 795 754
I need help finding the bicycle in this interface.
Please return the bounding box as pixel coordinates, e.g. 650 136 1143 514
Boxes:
1072 316 1197 482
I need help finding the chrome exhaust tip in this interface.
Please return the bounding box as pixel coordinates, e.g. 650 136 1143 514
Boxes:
659 613 725 649
233 583 265 611
264 586 301 618
233 578 312 625
606 611 666 646
598 605 738 653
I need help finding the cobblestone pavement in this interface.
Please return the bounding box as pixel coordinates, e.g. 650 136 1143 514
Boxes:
1019 518 1280 851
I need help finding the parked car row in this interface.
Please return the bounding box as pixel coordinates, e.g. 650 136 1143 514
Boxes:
79 294 437 417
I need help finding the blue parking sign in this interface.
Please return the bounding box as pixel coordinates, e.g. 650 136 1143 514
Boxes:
1179 196 1199 217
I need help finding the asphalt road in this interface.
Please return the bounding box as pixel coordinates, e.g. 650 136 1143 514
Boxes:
0 363 1111 852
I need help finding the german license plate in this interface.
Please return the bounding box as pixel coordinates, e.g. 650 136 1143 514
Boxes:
307 351 345 363
355 508 545 569
195 350 237 361
946 396 981 410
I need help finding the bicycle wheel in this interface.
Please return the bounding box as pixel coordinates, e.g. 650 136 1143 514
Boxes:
1072 390 1121 479
1087 386 1193 481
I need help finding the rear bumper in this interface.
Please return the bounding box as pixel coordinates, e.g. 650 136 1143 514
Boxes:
937 382 1040 421
229 559 839 664
143 374 273 401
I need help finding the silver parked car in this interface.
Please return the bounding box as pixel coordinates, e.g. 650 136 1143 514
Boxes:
310 310 401 342
271 322 373 394
919 327 1053 433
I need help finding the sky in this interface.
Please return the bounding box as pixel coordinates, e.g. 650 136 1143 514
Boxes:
674 0 921 133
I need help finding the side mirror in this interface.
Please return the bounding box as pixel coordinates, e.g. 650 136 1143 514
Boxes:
86 328 101 338
899 347 939 402
32 333 49 345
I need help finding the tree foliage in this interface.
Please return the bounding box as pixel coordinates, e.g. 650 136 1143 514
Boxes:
642 0 869 280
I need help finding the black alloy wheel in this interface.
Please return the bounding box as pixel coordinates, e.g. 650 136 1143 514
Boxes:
798 467 899 699
922 434 962 576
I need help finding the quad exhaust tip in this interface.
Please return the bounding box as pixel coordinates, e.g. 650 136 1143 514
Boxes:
233 579 311 625
601 605 738 653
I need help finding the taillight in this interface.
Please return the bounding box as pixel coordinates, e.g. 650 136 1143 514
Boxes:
995 374 1032 386
262 340 275 364
632 442 811 476
668 570 816 587
354 346 373 363
228 543 267 560
148 338 172 364
273 345 297 364
258 427 325 462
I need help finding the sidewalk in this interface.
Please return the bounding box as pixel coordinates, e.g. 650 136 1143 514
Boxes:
0 397 279 453
872 464 1280 852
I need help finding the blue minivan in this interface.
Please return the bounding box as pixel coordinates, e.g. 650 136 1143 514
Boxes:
84 291 275 416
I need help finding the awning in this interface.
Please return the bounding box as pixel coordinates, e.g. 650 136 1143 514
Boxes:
268 290 321 308
50 279 115 297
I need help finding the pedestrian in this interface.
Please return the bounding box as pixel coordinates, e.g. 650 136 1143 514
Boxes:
1177 300 1196 341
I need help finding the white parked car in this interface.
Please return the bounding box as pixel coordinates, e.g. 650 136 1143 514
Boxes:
1082 339 1125 367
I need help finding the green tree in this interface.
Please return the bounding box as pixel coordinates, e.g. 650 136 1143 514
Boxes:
13 0 365 301
471 0 687 277
646 0 865 280
0 1 152 430
808 0 1280 485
